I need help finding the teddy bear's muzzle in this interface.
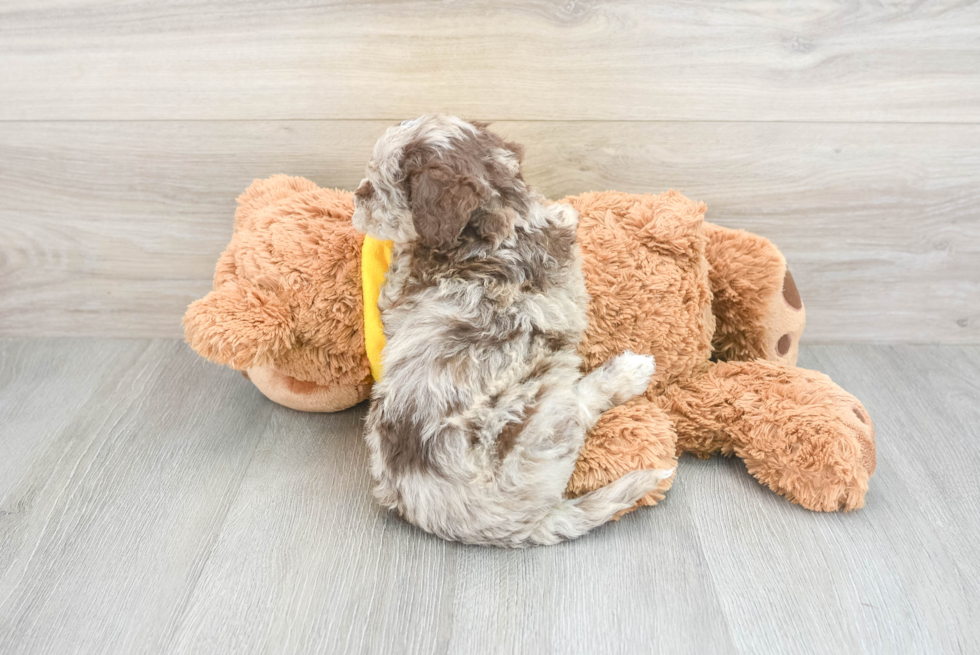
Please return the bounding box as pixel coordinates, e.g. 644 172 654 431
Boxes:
245 364 371 412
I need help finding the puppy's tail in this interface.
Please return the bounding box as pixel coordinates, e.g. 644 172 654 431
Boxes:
526 468 673 546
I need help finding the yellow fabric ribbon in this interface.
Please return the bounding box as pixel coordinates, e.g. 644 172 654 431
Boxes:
361 235 393 381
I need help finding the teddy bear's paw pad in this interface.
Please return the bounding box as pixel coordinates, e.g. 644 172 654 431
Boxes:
782 269 803 310
762 268 807 366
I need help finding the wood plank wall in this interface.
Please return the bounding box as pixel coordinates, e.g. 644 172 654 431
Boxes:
1 1 978 342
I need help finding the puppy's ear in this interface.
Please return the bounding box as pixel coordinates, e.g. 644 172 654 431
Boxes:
408 163 486 249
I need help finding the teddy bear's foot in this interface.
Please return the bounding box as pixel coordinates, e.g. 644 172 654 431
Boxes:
733 372 876 512
702 223 806 366
656 360 875 511
566 398 678 517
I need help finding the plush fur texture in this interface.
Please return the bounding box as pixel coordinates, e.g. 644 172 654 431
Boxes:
183 176 373 410
350 115 669 546
561 191 873 511
184 163 877 517
652 360 876 511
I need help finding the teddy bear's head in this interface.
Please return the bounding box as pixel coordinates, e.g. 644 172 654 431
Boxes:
183 176 372 411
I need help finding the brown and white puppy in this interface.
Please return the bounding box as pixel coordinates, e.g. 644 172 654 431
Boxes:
352 115 669 547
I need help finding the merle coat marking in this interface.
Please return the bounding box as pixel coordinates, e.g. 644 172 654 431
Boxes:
352 115 669 547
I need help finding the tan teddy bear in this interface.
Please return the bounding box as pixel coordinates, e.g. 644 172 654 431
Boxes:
184 175 876 512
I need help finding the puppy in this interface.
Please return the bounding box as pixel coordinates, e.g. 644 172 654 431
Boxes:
352 115 670 547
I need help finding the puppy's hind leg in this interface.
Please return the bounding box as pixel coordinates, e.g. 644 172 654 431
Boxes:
575 351 656 425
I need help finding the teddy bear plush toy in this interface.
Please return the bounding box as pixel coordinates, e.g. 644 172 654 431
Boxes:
184 175 876 513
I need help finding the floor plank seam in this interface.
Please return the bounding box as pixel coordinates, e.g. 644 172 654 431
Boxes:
159 406 271 655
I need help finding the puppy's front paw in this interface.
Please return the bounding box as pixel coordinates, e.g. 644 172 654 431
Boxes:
606 351 656 404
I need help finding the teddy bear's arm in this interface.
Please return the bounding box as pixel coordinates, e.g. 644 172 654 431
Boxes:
651 359 876 512
702 222 806 366
182 282 294 371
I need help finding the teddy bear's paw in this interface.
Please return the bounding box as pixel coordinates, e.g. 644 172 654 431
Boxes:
736 387 876 512
760 268 807 367
705 224 807 366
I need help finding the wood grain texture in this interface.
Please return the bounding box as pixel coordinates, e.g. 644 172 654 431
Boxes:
1 120 977 342
676 344 980 653
1 1 979 122
0 339 275 654
166 409 733 655
1 341 978 654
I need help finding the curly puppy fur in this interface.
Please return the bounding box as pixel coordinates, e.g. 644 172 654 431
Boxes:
352 115 670 547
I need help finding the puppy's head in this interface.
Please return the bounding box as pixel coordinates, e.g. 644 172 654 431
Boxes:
352 115 526 249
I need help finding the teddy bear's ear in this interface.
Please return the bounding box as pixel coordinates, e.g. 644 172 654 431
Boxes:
182 283 294 370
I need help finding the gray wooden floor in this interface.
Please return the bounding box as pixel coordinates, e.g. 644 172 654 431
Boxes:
1 340 978 654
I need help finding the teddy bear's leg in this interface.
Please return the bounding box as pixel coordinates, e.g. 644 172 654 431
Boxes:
652 360 876 511
566 398 679 516
702 222 806 366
